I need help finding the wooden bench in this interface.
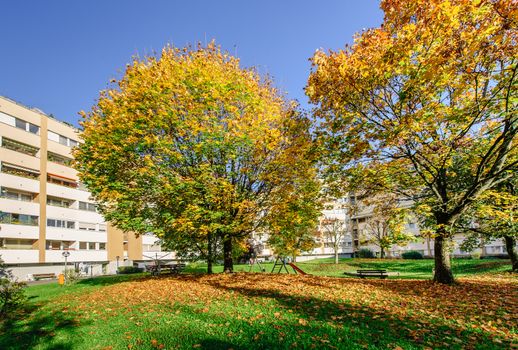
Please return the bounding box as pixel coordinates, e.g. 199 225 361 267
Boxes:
344 269 388 279
32 273 57 281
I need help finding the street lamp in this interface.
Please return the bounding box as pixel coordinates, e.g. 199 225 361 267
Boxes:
62 251 70 285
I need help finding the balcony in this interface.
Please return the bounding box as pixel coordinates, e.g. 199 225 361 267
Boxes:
45 249 108 263
0 249 39 264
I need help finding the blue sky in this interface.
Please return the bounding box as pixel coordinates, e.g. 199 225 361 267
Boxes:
0 1 382 126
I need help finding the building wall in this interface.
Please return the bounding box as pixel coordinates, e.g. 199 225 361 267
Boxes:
0 96 165 279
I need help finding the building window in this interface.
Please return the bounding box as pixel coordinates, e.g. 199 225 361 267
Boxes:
79 201 97 212
88 242 96 250
99 224 107 232
78 222 96 231
0 212 38 226
1 137 39 156
47 152 73 166
0 238 36 250
46 196 72 208
79 242 87 250
47 219 75 229
0 187 34 202
47 174 77 188
99 243 106 250
48 131 78 148
1 163 39 180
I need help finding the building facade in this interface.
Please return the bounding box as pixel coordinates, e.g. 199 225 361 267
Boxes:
0 96 167 279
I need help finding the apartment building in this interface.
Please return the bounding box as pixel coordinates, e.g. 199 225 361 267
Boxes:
318 195 507 259
0 96 166 279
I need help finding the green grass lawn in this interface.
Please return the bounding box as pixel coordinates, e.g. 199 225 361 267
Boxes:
1 259 516 350
186 257 513 279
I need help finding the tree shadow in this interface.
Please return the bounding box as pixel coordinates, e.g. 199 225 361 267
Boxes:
0 302 87 350
76 273 150 287
203 275 512 349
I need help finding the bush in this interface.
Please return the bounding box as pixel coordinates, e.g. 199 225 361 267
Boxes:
63 268 81 284
117 266 144 274
0 256 26 316
402 251 424 259
357 248 375 258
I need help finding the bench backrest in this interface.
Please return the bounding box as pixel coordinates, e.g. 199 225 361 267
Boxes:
357 269 387 273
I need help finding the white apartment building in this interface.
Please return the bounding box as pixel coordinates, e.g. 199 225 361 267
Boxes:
0 96 168 280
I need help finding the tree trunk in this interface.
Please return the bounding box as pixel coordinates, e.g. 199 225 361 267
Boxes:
334 248 339 264
504 235 518 272
223 237 233 273
207 233 213 274
380 247 385 259
433 235 454 284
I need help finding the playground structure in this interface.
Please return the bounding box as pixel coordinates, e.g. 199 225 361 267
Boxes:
271 257 308 275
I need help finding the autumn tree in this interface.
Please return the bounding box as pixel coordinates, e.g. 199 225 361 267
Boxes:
459 176 518 271
359 195 413 258
320 217 349 264
75 43 318 273
307 0 517 283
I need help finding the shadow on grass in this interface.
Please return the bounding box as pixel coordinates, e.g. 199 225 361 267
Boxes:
76 273 150 287
201 275 511 350
0 303 86 350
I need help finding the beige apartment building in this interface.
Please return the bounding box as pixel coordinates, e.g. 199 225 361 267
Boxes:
0 96 166 279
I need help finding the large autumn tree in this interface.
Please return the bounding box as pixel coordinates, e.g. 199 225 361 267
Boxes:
75 43 319 273
307 0 517 283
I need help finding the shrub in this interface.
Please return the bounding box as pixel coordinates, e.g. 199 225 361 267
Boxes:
117 266 144 274
402 251 424 259
63 268 81 284
357 248 375 258
0 255 26 316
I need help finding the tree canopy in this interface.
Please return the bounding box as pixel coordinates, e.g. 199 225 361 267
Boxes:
75 43 320 273
307 0 517 283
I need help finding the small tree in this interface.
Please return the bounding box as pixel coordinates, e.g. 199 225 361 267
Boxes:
360 195 414 258
0 255 26 317
320 217 349 264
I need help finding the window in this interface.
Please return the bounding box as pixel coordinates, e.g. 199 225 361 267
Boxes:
47 196 72 208
59 135 68 146
99 243 106 250
78 222 96 231
88 242 96 250
48 131 78 147
408 222 416 229
1 163 39 179
13 117 39 134
99 224 107 232
0 187 34 202
15 118 26 129
79 242 87 250
46 240 61 250
47 175 77 188
47 219 75 229
79 201 97 212
29 123 39 134
0 238 36 250
47 152 73 166
1 138 39 156
0 212 38 226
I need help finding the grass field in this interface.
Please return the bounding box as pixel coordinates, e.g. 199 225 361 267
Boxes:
187 257 513 279
1 259 516 350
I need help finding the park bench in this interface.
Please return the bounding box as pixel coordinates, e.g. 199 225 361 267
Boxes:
344 269 388 279
147 263 186 276
31 273 57 281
